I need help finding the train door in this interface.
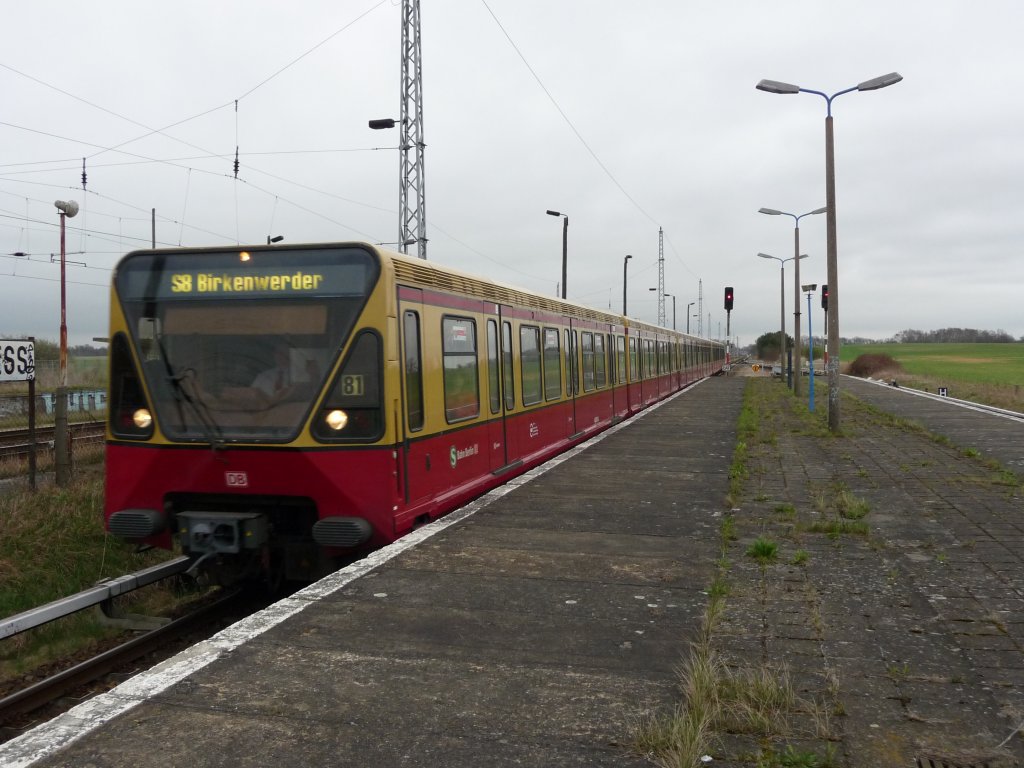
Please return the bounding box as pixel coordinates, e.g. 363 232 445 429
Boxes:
485 310 507 472
499 313 520 462
565 324 579 437
398 291 432 515
611 332 627 419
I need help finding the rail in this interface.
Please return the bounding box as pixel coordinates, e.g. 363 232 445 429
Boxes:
0 420 105 462
0 556 193 640
0 587 248 729
847 375 1024 424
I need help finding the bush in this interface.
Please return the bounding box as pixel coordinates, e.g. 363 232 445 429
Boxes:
847 353 903 378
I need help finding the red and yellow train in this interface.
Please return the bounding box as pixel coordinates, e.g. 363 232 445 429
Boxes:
105 242 725 583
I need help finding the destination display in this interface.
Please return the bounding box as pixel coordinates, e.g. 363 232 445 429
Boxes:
168 269 330 295
116 249 378 301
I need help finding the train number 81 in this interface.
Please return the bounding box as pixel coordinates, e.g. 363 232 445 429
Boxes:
340 374 365 396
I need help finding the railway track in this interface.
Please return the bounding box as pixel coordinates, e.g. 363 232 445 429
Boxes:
0 587 268 742
851 375 1024 423
0 420 105 462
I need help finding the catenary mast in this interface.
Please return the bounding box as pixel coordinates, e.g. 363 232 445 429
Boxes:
400 0 427 259
656 228 665 327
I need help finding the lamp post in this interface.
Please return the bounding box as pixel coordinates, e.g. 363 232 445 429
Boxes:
546 210 569 299
802 284 818 412
758 206 825 396
757 72 902 431
622 255 632 315
758 252 807 385
649 289 676 329
686 301 695 334
54 199 79 487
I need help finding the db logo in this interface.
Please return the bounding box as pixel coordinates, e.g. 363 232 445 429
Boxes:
225 471 249 488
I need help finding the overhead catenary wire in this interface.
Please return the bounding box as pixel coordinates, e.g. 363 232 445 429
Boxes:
478 0 698 282
0 2 394 249
1 2 696 322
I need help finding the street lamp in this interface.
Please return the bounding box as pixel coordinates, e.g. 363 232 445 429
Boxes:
802 284 818 412
54 199 79 487
622 255 632 315
758 206 825 397
758 252 808 385
686 301 695 334
649 289 676 329
757 72 902 431
546 210 569 299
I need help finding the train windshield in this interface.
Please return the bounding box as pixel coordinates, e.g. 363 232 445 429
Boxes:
114 245 380 442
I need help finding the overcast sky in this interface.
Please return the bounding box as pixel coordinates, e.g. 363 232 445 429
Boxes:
2 1 1022 348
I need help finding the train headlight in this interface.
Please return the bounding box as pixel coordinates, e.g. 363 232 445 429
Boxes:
132 408 153 429
325 409 348 431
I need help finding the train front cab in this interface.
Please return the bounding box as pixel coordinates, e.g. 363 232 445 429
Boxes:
104 243 405 583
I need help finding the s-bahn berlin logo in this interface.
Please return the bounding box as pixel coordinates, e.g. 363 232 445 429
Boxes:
449 444 479 469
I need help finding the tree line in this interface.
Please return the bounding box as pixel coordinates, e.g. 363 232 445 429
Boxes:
0 338 107 360
888 328 1018 343
750 327 1019 360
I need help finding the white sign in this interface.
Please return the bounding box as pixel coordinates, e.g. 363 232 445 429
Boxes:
0 340 34 382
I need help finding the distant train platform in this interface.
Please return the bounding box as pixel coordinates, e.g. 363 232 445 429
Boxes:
6 374 1024 766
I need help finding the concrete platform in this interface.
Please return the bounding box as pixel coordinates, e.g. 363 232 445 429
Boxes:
7 372 1024 767
3 378 743 768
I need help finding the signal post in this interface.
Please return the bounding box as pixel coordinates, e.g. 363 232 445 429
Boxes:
724 286 734 364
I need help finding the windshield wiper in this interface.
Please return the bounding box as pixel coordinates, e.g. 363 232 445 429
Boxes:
153 332 225 453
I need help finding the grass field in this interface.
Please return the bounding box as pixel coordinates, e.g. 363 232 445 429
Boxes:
842 342 1024 410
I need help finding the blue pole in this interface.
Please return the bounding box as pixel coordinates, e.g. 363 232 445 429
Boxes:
807 292 815 412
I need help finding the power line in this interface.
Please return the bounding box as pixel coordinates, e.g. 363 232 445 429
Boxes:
478 1 700 283
236 1 389 101
479 0 661 228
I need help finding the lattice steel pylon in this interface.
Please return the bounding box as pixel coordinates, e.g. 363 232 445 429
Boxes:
656 227 665 327
399 0 427 259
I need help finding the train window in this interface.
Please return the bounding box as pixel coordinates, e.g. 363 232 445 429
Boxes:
607 334 616 385
594 333 606 388
403 311 424 431
542 328 561 401
114 246 377 443
109 332 154 439
487 319 500 415
520 325 541 406
644 339 653 379
442 317 480 423
617 335 626 384
502 321 515 411
315 331 383 441
581 332 595 392
573 330 580 394
628 337 637 382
